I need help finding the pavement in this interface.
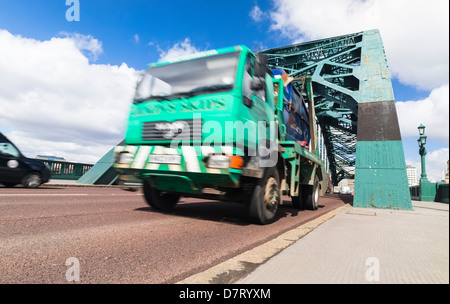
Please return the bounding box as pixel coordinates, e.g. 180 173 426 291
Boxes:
45 179 141 189
235 200 449 284
47 179 79 185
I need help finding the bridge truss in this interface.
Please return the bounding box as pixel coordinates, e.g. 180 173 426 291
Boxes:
260 29 412 209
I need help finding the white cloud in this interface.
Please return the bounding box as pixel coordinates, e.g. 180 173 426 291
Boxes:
59 32 103 61
250 5 264 23
268 0 449 154
0 29 139 163
269 0 449 91
396 84 449 142
133 34 140 44
427 148 449 182
158 38 200 61
408 148 450 182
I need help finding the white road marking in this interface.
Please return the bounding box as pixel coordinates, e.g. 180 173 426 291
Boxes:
0 193 143 197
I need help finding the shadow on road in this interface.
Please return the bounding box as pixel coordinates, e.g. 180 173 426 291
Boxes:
0 185 65 190
338 193 354 206
135 197 327 226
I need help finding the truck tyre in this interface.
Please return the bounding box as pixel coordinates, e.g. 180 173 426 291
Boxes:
142 180 180 211
248 166 280 224
302 175 320 210
291 195 304 210
21 172 42 188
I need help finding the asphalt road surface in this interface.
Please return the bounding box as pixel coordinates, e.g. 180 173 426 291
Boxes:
0 185 348 284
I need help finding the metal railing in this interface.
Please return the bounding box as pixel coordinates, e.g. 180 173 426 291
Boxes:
41 160 93 180
437 183 449 204
410 183 449 203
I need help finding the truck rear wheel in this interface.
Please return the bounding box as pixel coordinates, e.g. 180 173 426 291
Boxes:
142 180 180 211
302 175 320 210
248 166 280 225
291 195 304 209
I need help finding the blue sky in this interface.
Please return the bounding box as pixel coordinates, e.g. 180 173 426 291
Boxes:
0 1 282 68
0 1 432 99
0 0 448 181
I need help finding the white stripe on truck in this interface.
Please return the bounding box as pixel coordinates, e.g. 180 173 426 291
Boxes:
182 146 201 172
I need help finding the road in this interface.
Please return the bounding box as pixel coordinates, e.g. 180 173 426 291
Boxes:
0 185 348 284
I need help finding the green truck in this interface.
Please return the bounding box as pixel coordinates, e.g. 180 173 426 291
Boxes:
113 45 326 224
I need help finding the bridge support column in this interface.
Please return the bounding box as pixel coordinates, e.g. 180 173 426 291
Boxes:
354 100 412 209
353 30 412 210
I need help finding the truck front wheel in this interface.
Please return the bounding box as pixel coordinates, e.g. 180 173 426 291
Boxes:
248 166 280 225
142 180 180 211
302 175 320 210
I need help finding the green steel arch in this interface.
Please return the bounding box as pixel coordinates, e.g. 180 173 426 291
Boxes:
260 29 412 209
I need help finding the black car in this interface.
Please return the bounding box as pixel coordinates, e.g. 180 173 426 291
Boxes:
0 133 51 188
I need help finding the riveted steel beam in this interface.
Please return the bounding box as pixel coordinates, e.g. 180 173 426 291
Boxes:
261 29 411 209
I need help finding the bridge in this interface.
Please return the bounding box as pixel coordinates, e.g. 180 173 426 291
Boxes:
60 29 415 209
259 29 411 209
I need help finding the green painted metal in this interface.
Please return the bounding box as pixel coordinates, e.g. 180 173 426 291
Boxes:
42 160 92 180
354 141 411 209
419 181 438 202
114 143 243 193
358 30 395 103
76 147 118 185
260 31 363 185
354 30 411 210
410 182 449 203
260 29 412 210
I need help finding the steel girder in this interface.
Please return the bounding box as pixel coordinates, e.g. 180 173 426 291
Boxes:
260 31 367 185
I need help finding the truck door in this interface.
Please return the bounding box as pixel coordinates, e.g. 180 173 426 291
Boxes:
242 54 272 144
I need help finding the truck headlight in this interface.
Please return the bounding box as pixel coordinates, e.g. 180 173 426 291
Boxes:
118 152 134 164
207 154 229 169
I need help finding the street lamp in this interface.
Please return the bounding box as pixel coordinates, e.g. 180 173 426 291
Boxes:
417 124 428 183
418 124 426 136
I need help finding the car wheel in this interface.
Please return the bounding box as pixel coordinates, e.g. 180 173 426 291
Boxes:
21 172 42 188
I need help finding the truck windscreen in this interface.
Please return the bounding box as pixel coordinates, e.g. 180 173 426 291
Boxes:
134 51 240 103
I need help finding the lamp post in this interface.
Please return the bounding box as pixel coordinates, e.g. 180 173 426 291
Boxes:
417 124 428 183
417 124 437 202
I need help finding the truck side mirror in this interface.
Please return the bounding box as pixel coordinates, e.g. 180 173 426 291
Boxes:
243 97 253 108
250 77 265 91
254 54 268 78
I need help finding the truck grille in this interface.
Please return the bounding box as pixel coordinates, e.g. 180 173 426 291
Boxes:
142 119 202 141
